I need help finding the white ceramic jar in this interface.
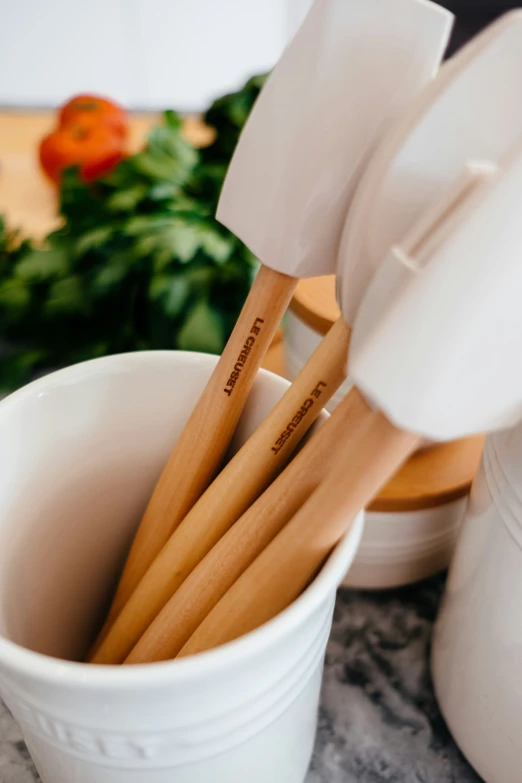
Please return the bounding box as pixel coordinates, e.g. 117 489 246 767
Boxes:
284 278 482 589
0 351 364 783
432 423 522 783
343 498 467 590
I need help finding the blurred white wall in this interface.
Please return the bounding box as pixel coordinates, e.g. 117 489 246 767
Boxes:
0 0 314 111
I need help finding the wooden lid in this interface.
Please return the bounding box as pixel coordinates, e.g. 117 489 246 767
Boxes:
368 437 483 512
283 278 485 511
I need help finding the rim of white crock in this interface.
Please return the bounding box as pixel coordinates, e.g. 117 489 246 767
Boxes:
0 350 361 690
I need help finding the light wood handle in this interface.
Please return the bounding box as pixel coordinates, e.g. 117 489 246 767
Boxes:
178 402 420 657
125 383 368 663
91 317 350 664
93 265 297 646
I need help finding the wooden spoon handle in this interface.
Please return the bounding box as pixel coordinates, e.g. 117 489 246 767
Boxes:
98 265 297 631
125 385 368 664
91 317 350 664
178 403 419 657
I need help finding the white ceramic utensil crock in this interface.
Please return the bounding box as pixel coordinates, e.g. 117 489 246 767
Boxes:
0 352 363 783
432 421 522 783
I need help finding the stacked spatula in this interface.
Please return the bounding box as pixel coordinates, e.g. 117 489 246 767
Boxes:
89 1 522 665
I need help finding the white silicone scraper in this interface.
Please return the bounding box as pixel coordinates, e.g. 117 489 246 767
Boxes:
217 0 451 279
94 0 452 643
350 134 522 440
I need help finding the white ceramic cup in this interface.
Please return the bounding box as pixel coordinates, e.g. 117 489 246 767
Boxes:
0 351 364 783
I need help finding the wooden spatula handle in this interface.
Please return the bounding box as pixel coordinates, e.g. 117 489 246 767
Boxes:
98 265 297 631
178 404 419 657
125 385 369 663
91 317 351 665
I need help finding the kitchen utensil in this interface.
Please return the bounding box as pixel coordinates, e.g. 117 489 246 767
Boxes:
177 135 522 655
104 11 522 664
92 0 452 656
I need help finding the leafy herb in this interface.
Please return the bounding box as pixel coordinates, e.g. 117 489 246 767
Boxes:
0 76 267 392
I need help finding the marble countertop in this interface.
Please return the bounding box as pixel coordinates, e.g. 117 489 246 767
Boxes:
308 575 481 783
0 575 482 783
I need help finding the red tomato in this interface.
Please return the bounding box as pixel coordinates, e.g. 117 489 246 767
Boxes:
39 120 125 184
59 94 128 140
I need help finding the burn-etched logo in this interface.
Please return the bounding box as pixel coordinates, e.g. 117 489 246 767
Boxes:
271 381 327 455
223 318 264 397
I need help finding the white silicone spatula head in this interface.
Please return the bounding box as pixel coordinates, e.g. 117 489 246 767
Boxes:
349 133 522 441
217 0 452 279
337 10 522 325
